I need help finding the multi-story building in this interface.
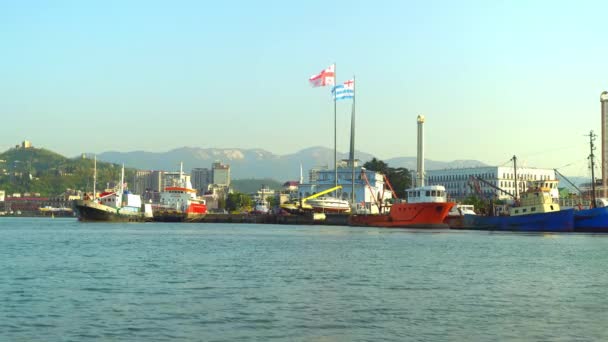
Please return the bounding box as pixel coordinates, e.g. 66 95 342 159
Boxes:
133 170 163 194
212 162 230 187
191 168 212 194
426 166 557 203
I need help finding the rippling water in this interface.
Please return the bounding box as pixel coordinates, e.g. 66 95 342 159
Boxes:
2 217 608 341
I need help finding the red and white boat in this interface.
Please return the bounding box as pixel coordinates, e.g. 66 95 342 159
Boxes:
152 164 207 222
349 185 454 228
349 115 454 228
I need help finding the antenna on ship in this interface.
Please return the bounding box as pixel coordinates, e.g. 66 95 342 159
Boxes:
120 163 125 195
512 155 518 201
588 130 597 208
93 155 96 200
180 162 184 187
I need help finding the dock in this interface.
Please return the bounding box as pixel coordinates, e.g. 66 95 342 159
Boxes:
198 213 350 225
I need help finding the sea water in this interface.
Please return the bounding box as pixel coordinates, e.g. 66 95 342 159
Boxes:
2 217 608 341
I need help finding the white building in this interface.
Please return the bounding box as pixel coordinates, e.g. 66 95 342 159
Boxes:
133 170 163 194
297 161 394 213
426 166 557 202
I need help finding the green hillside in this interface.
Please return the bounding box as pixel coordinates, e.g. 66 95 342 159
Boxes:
0 147 134 196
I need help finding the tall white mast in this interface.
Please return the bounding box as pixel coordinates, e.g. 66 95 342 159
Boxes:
93 155 96 200
120 163 125 194
333 63 338 195
180 162 184 187
299 163 303 184
416 115 425 187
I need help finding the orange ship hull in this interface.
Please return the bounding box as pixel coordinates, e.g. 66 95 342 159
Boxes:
349 202 455 228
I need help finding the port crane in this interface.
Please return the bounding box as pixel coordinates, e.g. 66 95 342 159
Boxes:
280 185 343 214
359 168 398 213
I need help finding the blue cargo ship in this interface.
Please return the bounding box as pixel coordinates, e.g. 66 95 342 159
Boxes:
462 180 574 232
574 205 608 233
463 209 574 232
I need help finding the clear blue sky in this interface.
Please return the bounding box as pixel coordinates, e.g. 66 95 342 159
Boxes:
1 0 607 176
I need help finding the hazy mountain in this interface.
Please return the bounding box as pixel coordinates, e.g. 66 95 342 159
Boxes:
385 157 488 170
94 146 488 182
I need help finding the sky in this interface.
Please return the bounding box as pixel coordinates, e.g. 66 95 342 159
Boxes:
1 0 607 176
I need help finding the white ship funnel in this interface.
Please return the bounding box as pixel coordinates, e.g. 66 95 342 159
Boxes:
416 115 425 187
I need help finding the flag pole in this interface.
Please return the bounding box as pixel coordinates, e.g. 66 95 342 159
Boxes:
350 75 356 209
334 63 338 196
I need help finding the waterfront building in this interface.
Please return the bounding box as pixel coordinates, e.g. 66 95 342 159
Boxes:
191 167 212 194
212 162 231 187
0 190 4 202
426 166 557 203
163 171 191 188
297 160 393 213
133 170 163 194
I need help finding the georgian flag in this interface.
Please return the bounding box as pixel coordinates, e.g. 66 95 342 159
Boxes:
309 64 335 87
332 79 355 100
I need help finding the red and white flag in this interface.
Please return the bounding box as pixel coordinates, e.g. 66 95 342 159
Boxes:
309 64 335 87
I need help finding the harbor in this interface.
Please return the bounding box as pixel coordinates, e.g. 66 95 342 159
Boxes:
60 109 608 233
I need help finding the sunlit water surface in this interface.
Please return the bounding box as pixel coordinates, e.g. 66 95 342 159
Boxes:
2 217 608 341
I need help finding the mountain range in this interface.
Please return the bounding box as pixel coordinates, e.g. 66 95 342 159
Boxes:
94 146 488 181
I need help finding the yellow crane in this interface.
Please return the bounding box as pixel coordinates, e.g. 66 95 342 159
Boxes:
281 185 343 214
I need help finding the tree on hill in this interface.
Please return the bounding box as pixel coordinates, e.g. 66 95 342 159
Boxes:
0 147 136 196
363 158 412 198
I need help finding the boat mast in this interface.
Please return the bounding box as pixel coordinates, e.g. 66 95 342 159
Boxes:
601 91 608 198
333 63 338 196
93 155 96 200
120 163 125 194
512 155 518 201
589 130 597 208
180 162 184 187
349 75 356 207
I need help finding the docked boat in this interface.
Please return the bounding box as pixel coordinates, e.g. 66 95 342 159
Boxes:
252 199 270 214
152 164 207 222
349 185 455 228
74 190 152 222
280 185 342 214
349 115 454 228
462 180 574 232
306 196 351 213
74 162 152 222
574 205 608 232
444 204 476 228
